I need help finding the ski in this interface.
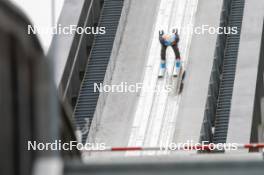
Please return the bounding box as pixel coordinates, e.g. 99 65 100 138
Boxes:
174 63 185 94
178 70 186 94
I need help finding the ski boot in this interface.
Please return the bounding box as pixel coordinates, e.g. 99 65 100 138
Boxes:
158 60 166 78
173 59 181 77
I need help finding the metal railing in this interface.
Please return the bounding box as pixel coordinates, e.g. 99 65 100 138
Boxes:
73 0 124 143
200 0 245 144
200 0 232 143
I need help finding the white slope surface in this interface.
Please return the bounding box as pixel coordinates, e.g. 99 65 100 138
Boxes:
127 0 198 156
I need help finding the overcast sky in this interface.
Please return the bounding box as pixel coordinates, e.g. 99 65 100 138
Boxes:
10 0 65 52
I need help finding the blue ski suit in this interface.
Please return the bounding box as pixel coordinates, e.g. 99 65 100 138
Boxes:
159 30 181 61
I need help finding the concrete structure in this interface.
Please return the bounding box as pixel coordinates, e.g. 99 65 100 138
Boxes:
227 0 264 145
68 155 264 175
88 0 161 149
48 0 101 108
173 0 223 144
88 0 200 155
87 0 264 157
